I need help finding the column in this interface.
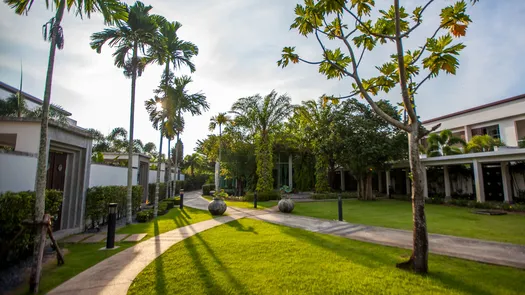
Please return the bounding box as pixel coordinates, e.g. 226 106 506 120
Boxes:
443 165 451 201
288 154 293 189
405 170 411 196
422 166 428 199
501 162 513 203
386 170 391 196
473 160 485 202
464 125 472 142
340 168 346 191
378 171 383 193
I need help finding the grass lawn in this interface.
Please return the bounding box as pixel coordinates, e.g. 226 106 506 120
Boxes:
202 195 277 210
129 219 525 295
292 199 525 244
117 206 214 239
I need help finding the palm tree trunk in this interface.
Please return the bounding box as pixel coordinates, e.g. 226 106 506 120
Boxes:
154 122 164 217
126 42 138 224
215 124 222 192
29 1 65 293
174 131 180 183
166 137 171 198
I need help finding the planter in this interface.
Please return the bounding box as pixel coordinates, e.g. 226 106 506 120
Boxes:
278 198 294 213
208 197 227 215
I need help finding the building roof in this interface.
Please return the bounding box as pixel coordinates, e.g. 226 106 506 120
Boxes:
0 81 72 116
422 93 525 124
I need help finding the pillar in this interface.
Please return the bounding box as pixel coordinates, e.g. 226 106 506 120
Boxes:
340 168 345 191
443 165 451 201
405 170 411 196
378 171 383 193
501 162 513 203
386 170 391 196
464 125 472 142
422 166 428 199
288 154 293 189
473 160 485 202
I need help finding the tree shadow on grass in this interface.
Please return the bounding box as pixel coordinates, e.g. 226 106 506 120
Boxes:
279 224 495 295
153 220 167 294
223 219 258 234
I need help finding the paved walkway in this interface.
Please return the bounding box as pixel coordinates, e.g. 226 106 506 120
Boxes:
188 191 525 269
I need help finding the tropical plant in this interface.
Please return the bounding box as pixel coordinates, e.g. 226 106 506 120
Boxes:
91 1 164 224
465 135 504 153
424 130 466 157
231 90 292 192
0 94 69 125
209 112 232 191
182 153 204 177
278 0 479 273
4 0 127 291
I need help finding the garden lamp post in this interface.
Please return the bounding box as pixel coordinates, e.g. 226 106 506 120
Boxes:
106 203 118 249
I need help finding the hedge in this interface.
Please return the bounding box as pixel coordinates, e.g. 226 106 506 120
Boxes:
244 191 281 202
184 174 208 191
202 184 214 195
147 181 185 203
85 185 142 229
136 198 180 223
312 192 358 200
393 195 525 212
0 190 63 268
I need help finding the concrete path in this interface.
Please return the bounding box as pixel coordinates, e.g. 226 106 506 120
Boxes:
49 214 245 295
187 191 525 269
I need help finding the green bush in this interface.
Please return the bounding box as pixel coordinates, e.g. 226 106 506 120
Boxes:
184 174 208 191
312 192 358 200
202 184 214 195
136 210 153 223
175 180 185 194
85 185 142 228
0 190 63 268
244 191 281 202
148 182 166 202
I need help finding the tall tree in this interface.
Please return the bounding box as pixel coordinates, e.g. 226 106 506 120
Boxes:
209 112 232 191
278 0 478 273
231 91 292 192
147 20 198 199
4 1 126 292
423 130 465 157
91 1 164 224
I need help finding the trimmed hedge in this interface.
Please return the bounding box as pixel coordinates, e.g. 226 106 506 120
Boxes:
393 195 525 212
136 198 180 223
85 185 142 229
244 191 281 202
0 190 63 268
184 174 208 191
312 192 358 200
202 184 214 195
147 181 185 203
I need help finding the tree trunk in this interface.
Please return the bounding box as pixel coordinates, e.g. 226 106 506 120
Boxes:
174 131 180 183
397 124 429 273
365 174 374 200
215 125 221 192
126 42 138 224
154 123 164 217
166 137 171 199
29 1 65 293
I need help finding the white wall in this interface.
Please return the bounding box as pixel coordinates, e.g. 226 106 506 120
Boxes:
89 164 138 187
147 170 184 183
0 121 40 153
0 153 37 193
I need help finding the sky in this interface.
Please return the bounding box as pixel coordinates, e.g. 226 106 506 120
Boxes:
1 0 525 157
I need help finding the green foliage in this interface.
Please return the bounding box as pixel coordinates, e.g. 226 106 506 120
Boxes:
255 133 274 192
214 189 229 198
519 138 525 148
85 185 142 228
0 190 63 267
312 192 358 200
244 191 281 202
315 155 330 192
423 129 465 157
202 184 214 195
136 210 154 223
465 135 504 153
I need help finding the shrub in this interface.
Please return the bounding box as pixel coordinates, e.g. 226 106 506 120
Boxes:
175 180 185 194
244 191 281 202
312 192 358 200
136 210 153 223
148 183 166 202
184 174 208 191
0 190 63 268
85 185 142 229
202 184 214 195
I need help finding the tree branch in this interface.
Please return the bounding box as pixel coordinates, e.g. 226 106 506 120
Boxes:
418 123 442 141
298 58 323 65
399 0 435 38
410 24 447 66
413 72 433 94
394 0 418 124
314 29 353 77
342 5 395 40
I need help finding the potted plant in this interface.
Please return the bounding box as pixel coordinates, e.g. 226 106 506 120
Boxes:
278 185 294 213
208 189 227 215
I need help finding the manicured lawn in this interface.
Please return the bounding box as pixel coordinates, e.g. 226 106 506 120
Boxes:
117 206 214 239
202 195 277 210
15 242 135 295
292 199 525 244
129 219 525 295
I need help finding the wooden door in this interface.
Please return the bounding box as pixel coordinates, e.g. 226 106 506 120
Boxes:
47 151 67 231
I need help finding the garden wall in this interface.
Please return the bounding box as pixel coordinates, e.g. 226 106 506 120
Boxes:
89 163 138 187
0 152 37 193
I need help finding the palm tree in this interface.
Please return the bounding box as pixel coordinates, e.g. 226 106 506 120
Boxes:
145 96 166 216
183 153 203 177
4 2 126 291
465 134 503 153
209 112 231 191
91 1 164 224
167 75 209 185
231 90 292 192
147 21 198 199
424 130 466 157
107 127 128 152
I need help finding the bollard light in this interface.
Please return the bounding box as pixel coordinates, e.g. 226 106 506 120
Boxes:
338 195 343 221
180 189 184 209
254 191 258 209
106 203 117 249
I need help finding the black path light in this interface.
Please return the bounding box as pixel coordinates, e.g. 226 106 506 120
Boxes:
106 203 117 249
180 189 184 209
338 195 343 221
254 191 258 209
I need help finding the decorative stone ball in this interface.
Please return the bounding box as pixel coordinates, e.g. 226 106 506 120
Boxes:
208 198 227 216
278 198 294 213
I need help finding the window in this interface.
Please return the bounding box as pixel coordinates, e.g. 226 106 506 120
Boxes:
0 133 16 151
471 125 500 139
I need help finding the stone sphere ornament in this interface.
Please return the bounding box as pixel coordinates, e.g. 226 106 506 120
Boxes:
278 198 295 213
208 197 227 215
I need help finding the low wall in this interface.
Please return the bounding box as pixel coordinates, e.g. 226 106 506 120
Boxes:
89 164 138 187
0 152 37 193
